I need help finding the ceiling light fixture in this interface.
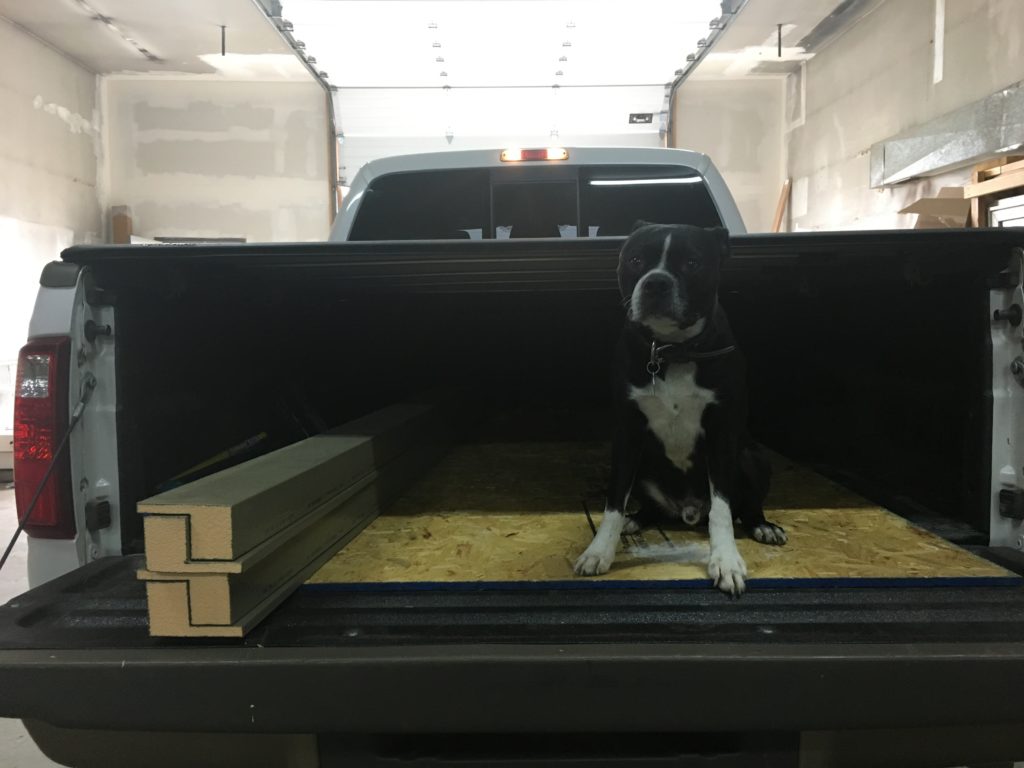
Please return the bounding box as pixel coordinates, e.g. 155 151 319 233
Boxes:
436 56 445 62
428 21 438 29
562 41 572 47
555 70 563 76
439 71 448 77
559 55 568 62
432 41 442 48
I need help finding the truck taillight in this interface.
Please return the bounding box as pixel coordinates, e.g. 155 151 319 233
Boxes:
500 147 569 162
13 337 76 539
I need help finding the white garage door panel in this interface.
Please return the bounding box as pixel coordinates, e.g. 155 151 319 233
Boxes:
335 85 665 181
336 86 666 137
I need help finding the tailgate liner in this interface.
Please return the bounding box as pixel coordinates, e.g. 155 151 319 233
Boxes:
4 555 1024 649
5 557 1024 733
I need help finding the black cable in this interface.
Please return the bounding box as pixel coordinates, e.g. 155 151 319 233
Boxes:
0 375 96 573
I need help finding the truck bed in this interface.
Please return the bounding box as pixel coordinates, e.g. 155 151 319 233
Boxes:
5 229 1024 739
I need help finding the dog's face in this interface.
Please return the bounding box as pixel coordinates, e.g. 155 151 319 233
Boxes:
617 223 729 341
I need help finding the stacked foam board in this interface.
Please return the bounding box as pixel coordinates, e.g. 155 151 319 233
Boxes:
137 401 449 637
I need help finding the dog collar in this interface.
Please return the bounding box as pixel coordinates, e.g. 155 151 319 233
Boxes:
646 340 736 376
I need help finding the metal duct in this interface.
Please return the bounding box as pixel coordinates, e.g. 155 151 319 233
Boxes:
870 80 1024 188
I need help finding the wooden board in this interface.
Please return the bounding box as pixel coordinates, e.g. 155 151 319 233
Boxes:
308 443 1015 587
771 178 792 233
964 168 1024 199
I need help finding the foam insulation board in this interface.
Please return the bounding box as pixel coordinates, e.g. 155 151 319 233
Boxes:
139 400 452 637
141 402 444 569
142 482 379 632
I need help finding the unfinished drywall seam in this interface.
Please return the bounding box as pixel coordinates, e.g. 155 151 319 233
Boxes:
104 79 330 241
31 95 96 136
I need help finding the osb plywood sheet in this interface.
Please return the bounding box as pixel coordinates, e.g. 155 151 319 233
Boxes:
308 443 1014 585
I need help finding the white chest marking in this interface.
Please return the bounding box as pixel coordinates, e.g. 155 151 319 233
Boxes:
629 363 716 472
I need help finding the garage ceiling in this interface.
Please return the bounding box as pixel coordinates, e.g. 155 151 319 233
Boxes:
283 0 725 169
690 0 886 79
281 0 721 88
0 0 310 80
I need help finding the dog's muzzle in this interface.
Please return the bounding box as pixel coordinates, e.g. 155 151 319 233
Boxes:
634 271 680 319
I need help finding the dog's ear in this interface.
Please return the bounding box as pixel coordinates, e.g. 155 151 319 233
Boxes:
706 226 730 260
630 219 653 234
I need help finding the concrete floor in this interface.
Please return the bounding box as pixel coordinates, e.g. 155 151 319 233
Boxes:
0 486 63 767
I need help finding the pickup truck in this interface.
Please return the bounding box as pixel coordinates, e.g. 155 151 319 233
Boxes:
2 146 1024 767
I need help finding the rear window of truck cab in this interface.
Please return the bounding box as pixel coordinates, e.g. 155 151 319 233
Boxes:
348 164 723 240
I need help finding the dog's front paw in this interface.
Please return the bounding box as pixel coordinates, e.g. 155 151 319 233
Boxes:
750 522 787 546
708 549 747 596
574 541 616 576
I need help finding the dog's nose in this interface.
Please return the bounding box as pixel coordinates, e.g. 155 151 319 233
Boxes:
642 275 672 297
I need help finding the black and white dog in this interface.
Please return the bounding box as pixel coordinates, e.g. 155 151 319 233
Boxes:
574 223 786 595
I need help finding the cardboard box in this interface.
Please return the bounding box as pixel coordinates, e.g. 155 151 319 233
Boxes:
899 187 971 229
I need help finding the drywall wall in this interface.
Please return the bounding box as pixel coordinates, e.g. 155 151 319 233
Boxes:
787 0 1024 230
0 18 101 428
670 78 784 233
104 78 330 242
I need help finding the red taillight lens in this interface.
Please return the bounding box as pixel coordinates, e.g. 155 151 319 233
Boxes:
13 337 76 539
